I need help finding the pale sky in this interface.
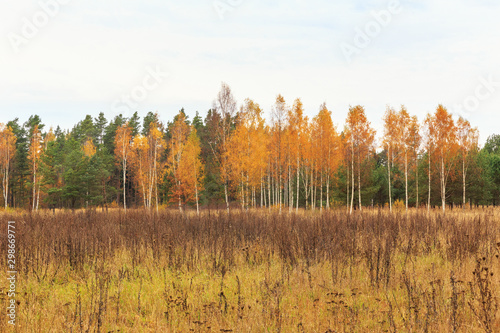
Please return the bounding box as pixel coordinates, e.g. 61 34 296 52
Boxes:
1 0 499 145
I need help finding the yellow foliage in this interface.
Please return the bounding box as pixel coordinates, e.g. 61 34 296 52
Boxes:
393 198 405 210
82 138 96 157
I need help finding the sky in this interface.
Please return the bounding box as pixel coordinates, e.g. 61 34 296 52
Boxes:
1 0 499 145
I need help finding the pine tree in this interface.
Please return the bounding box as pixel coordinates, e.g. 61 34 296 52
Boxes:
0 124 17 208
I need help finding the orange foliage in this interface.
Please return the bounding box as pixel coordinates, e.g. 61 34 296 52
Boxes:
427 105 457 211
115 123 132 209
178 127 204 214
226 99 269 209
166 112 191 211
312 103 340 209
346 105 375 213
0 124 16 208
130 120 165 210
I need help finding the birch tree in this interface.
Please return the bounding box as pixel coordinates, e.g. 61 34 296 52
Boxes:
213 83 237 212
28 125 43 211
345 105 375 213
382 107 398 212
457 117 478 209
432 105 457 212
115 123 132 210
179 127 204 215
0 124 16 208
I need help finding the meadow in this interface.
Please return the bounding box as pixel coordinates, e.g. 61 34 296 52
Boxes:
1 207 500 332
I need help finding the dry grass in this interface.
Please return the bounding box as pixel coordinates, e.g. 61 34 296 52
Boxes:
1 207 500 332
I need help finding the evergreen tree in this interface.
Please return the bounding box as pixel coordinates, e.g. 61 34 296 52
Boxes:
62 138 86 208
104 114 126 153
72 115 95 144
129 111 141 136
142 111 160 136
95 112 108 145
192 111 204 132
6 119 29 208
484 134 500 155
40 133 65 208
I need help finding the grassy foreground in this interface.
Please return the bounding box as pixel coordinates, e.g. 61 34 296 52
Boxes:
1 208 500 332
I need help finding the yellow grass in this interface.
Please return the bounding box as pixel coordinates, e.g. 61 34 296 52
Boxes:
1 208 500 332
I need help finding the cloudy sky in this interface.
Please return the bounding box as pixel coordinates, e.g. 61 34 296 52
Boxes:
1 0 499 145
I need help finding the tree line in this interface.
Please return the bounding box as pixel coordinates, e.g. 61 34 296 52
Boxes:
1 83 500 213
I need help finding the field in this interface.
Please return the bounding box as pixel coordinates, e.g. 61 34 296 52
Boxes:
1 208 500 332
